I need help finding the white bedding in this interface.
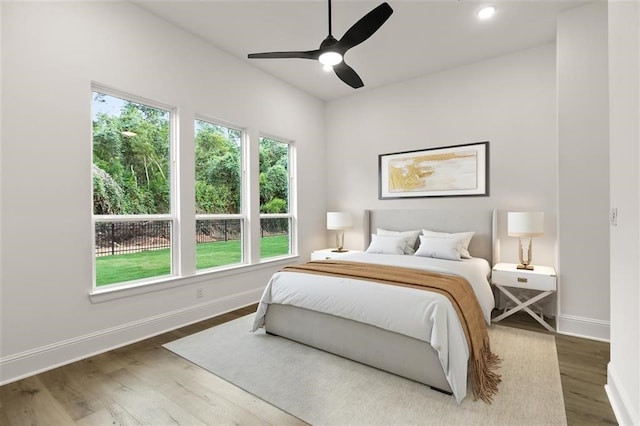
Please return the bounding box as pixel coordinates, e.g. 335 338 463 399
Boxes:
252 252 495 403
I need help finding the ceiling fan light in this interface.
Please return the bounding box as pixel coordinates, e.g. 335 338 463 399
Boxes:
322 64 334 72
319 51 342 66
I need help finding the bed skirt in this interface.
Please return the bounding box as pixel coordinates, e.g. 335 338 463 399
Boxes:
264 303 453 394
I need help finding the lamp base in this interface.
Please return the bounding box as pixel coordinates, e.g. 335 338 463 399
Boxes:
517 237 535 270
516 263 534 270
331 248 349 253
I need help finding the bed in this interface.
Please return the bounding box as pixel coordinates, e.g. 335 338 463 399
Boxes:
252 209 499 403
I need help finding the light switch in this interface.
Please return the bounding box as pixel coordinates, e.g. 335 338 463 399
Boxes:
610 208 618 226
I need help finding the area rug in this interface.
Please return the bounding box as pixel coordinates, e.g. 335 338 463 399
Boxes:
164 314 566 425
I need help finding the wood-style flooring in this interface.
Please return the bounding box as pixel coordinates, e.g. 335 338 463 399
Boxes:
494 311 617 425
0 305 617 425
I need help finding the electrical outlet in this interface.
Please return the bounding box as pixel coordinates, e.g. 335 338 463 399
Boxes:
610 208 618 226
196 288 204 298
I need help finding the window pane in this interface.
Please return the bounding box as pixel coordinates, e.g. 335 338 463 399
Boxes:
196 219 242 270
92 90 173 287
95 220 172 286
260 137 291 259
194 119 243 270
92 92 170 215
259 137 289 214
260 218 290 258
195 120 242 214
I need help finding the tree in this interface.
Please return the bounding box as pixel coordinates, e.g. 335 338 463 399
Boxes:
92 93 170 215
259 138 289 213
194 120 241 214
92 94 290 220
92 164 125 215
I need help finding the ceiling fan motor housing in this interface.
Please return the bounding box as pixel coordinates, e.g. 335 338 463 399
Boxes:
320 35 339 51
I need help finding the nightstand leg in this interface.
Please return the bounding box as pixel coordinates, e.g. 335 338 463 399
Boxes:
493 286 555 332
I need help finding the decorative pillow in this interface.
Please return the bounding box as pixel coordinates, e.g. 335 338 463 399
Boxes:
414 235 462 261
365 234 406 255
376 228 421 254
421 229 475 258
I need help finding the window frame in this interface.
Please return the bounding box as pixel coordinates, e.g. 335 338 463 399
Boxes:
89 85 299 300
91 84 177 290
193 116 247 272
259 134 297 260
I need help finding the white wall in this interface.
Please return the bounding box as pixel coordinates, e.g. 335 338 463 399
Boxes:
0 2 326 383
326 44 559 268
556 3 610 341
607 0 640 423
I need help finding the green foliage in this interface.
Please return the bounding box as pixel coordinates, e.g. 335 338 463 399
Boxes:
261 198 287 214
259 138 289 212
259 138 288 171
92 92 170 215
195 120 242 214
92 165 126 215
92 95 290 218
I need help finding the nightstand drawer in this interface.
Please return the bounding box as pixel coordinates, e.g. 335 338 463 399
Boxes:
311 249 362 260
492 269 556 291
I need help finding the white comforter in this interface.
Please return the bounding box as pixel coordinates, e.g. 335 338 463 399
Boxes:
252 253 494 403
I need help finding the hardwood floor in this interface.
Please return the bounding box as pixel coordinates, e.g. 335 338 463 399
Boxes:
495 311 617 425
0 305 617 425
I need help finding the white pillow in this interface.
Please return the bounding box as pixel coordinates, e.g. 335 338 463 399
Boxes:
365 234 406 255
421 229 475 258
376 228 421 254
414 235 462 261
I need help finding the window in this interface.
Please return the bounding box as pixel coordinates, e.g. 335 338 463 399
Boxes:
194 119 244 271
259 136 295 259
92 89 174 287
91 86 297 292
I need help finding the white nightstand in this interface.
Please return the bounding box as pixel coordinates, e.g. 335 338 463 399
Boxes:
491 262 557 332
310 248 362 260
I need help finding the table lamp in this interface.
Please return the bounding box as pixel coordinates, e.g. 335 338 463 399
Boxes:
327 212 352 252
508 211 544 270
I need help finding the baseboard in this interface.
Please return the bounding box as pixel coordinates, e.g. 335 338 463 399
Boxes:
557 313 610 342
0 287 263 385
605 363 639 426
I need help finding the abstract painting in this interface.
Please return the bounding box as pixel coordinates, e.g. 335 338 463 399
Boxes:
378 141 489 199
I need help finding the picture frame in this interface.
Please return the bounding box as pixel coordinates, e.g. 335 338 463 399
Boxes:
378 141 489 199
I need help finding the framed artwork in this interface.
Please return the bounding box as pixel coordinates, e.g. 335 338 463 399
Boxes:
378 141 489 199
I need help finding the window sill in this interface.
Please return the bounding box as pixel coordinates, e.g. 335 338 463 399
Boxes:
88 254 299 303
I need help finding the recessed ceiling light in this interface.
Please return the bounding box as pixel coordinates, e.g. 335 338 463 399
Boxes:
477 6 496 20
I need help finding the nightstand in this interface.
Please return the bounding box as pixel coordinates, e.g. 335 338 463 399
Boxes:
491 262 557 332
310 248 363 260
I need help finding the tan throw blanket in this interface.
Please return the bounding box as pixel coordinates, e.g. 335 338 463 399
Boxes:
281 260 502 403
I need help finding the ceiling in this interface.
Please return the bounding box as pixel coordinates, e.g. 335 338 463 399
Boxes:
132 0 589 101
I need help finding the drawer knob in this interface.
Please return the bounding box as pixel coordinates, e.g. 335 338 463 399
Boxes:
517 277 528 283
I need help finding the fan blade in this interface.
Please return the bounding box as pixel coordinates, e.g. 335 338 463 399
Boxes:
336 2 393 52
248 50 320 60
334 62 364 88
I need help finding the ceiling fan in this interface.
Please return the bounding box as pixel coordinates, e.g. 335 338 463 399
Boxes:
247 0 393 89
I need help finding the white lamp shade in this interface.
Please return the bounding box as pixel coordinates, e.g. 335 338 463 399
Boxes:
508 212 544 237
327 212 352 230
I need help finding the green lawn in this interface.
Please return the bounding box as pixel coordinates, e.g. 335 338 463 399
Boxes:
96 235 289 286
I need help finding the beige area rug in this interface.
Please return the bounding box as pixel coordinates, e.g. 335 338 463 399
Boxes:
164 314 566 425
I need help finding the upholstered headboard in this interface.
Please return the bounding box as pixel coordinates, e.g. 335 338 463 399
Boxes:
363 209 497 264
